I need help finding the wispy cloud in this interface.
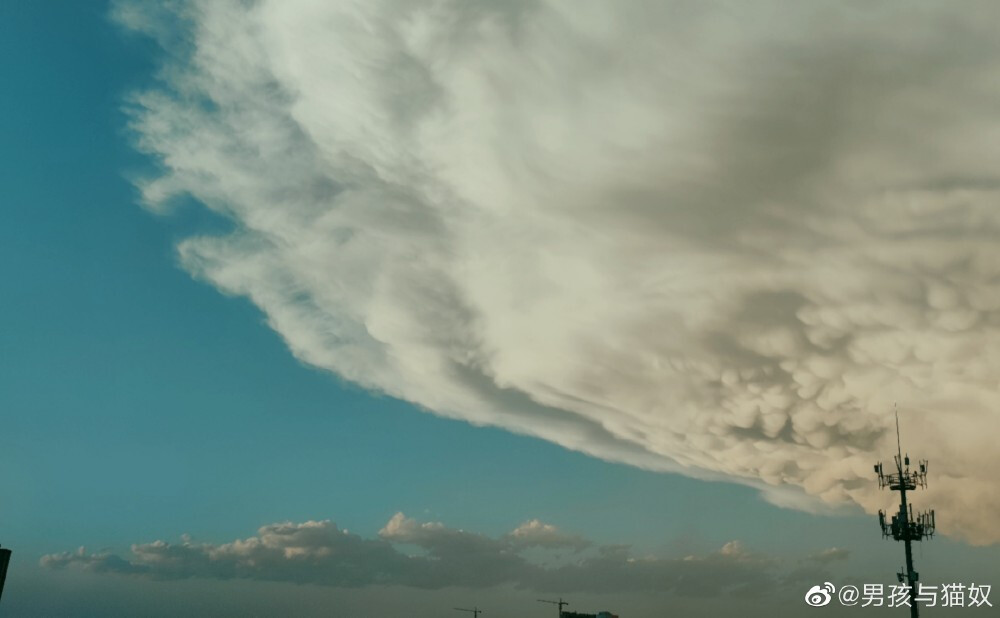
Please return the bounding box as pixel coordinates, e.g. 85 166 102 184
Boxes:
507 519 590 551
806 547 850 565
117 0 1000 543
42 514 787 595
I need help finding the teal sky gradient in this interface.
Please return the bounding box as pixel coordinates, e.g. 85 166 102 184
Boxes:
0 0 804 556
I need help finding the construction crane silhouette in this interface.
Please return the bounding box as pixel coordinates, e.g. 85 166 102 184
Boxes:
454 607 483 618
538 597 569 616
874 407 935 618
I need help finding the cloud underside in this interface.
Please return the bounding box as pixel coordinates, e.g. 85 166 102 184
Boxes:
119 0 1000 543
42 514 798 595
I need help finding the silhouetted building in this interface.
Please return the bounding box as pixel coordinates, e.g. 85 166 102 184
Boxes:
561 611 619 618
0 546 11 602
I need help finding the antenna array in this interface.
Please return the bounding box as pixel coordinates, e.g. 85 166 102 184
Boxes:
873 409 936 618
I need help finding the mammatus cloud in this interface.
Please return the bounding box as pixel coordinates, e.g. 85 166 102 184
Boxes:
41 514 804 595
116 0 1000 543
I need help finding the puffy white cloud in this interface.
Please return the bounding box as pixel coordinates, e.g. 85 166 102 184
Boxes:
118 0 1000 543
42 520 410 586
41 514 781 595
508 519 590 551
40 546 149 575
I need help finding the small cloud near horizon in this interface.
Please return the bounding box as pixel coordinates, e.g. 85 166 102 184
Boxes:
43 513 824 596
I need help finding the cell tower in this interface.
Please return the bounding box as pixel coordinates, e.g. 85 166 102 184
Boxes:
538 597 569 616
874 409 935 618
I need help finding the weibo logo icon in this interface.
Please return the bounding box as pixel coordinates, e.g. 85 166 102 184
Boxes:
805 582 835 607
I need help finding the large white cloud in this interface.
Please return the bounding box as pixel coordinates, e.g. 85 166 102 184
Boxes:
118 0 1000 543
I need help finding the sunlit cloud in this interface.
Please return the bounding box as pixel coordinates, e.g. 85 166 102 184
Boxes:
42 514 787 595
117 0 1000 543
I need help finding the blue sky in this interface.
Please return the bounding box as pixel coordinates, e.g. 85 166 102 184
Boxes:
3 2 1000 616
0 0 802 557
